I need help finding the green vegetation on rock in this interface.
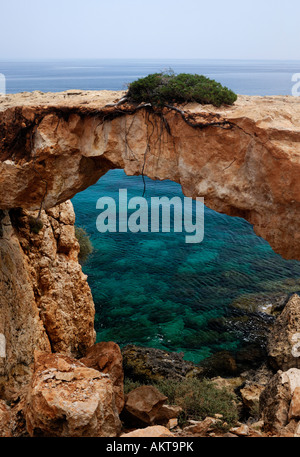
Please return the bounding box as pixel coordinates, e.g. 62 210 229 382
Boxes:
75 226 93 264
28 216 44 234
124 377 238 429
127 70 237 107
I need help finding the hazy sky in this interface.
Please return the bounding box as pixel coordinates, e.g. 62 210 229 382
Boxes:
1 0 299 60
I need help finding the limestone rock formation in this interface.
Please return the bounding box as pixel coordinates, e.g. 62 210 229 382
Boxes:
80 342 124 413
155 404 183 425
25 352 121 437
267 294 300 371
123 385 167 425
0 400 12 437
121 425 174 437
259 368 300 434
122 344 202 382
0 200 95 399
1 91 300 260
240 383 265 415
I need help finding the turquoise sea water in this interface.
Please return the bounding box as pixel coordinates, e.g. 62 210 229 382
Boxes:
3 59 300 363
72 170 300 363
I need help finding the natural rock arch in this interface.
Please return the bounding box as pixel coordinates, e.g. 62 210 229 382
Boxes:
1 90 300 259
1 90 300 399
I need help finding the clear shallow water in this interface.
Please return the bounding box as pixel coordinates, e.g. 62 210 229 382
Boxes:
72 170 300 363
3 59 300 363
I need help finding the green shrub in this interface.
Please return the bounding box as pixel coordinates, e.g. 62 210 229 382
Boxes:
155 378 238 428
124 379 143 394
123 376 238 429
75 226 93 264
28 216 44 234
127 71 237 107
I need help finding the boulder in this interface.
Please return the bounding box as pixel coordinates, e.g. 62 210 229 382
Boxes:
25 352 121 437
123 385 167 425
122 345 202 382
155 404 183 424
80 342 124 413
267 294 300 371
0 400 12 437
229 424 249 436
240 383 265 414
121 425 174 437
259 368 300 433
288 386 300 420
183 417 220 435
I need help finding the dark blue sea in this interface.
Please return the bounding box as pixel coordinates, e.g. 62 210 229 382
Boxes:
3 59 300 363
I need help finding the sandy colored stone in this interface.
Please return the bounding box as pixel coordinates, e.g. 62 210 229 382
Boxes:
183 417 219 434
294 422 300 437
167 418 178 429
288 386 300 420
0 91 300 260
0 201 95 399
240 383 265 413
155 404 183 424
121 425 174 437
267 294 300 371
124 385 167 425
229 424 249 436
259 368 300 433
25 352 121 437
0 400 12 437
80 342 124 413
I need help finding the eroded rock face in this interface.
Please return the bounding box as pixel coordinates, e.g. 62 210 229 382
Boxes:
122 344 202 382
124 385 167 426
0 91 300 260
259 368 300 433
0 200 95 399
267 294 300 371
80 342 124 414
121 425 174 437
25 352 121 437
0 400 12 437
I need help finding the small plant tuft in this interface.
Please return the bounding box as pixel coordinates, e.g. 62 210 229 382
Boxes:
127 70 237 107
28 216 44 234
75 226 93 264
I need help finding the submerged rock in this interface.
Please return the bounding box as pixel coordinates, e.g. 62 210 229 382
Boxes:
230 292 290 316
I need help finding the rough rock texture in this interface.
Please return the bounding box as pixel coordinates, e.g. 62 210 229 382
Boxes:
122 344 202 382
0 200 95 399
80 342 124 413
183 417 220 435
155 404 183 424
267 294 300 371
121 425 174 437
25 352 121 437
259 368 300 433
288 387 300 420
0 400 12 437
123 385 167 425
1 91 300 260
240 383 265 414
